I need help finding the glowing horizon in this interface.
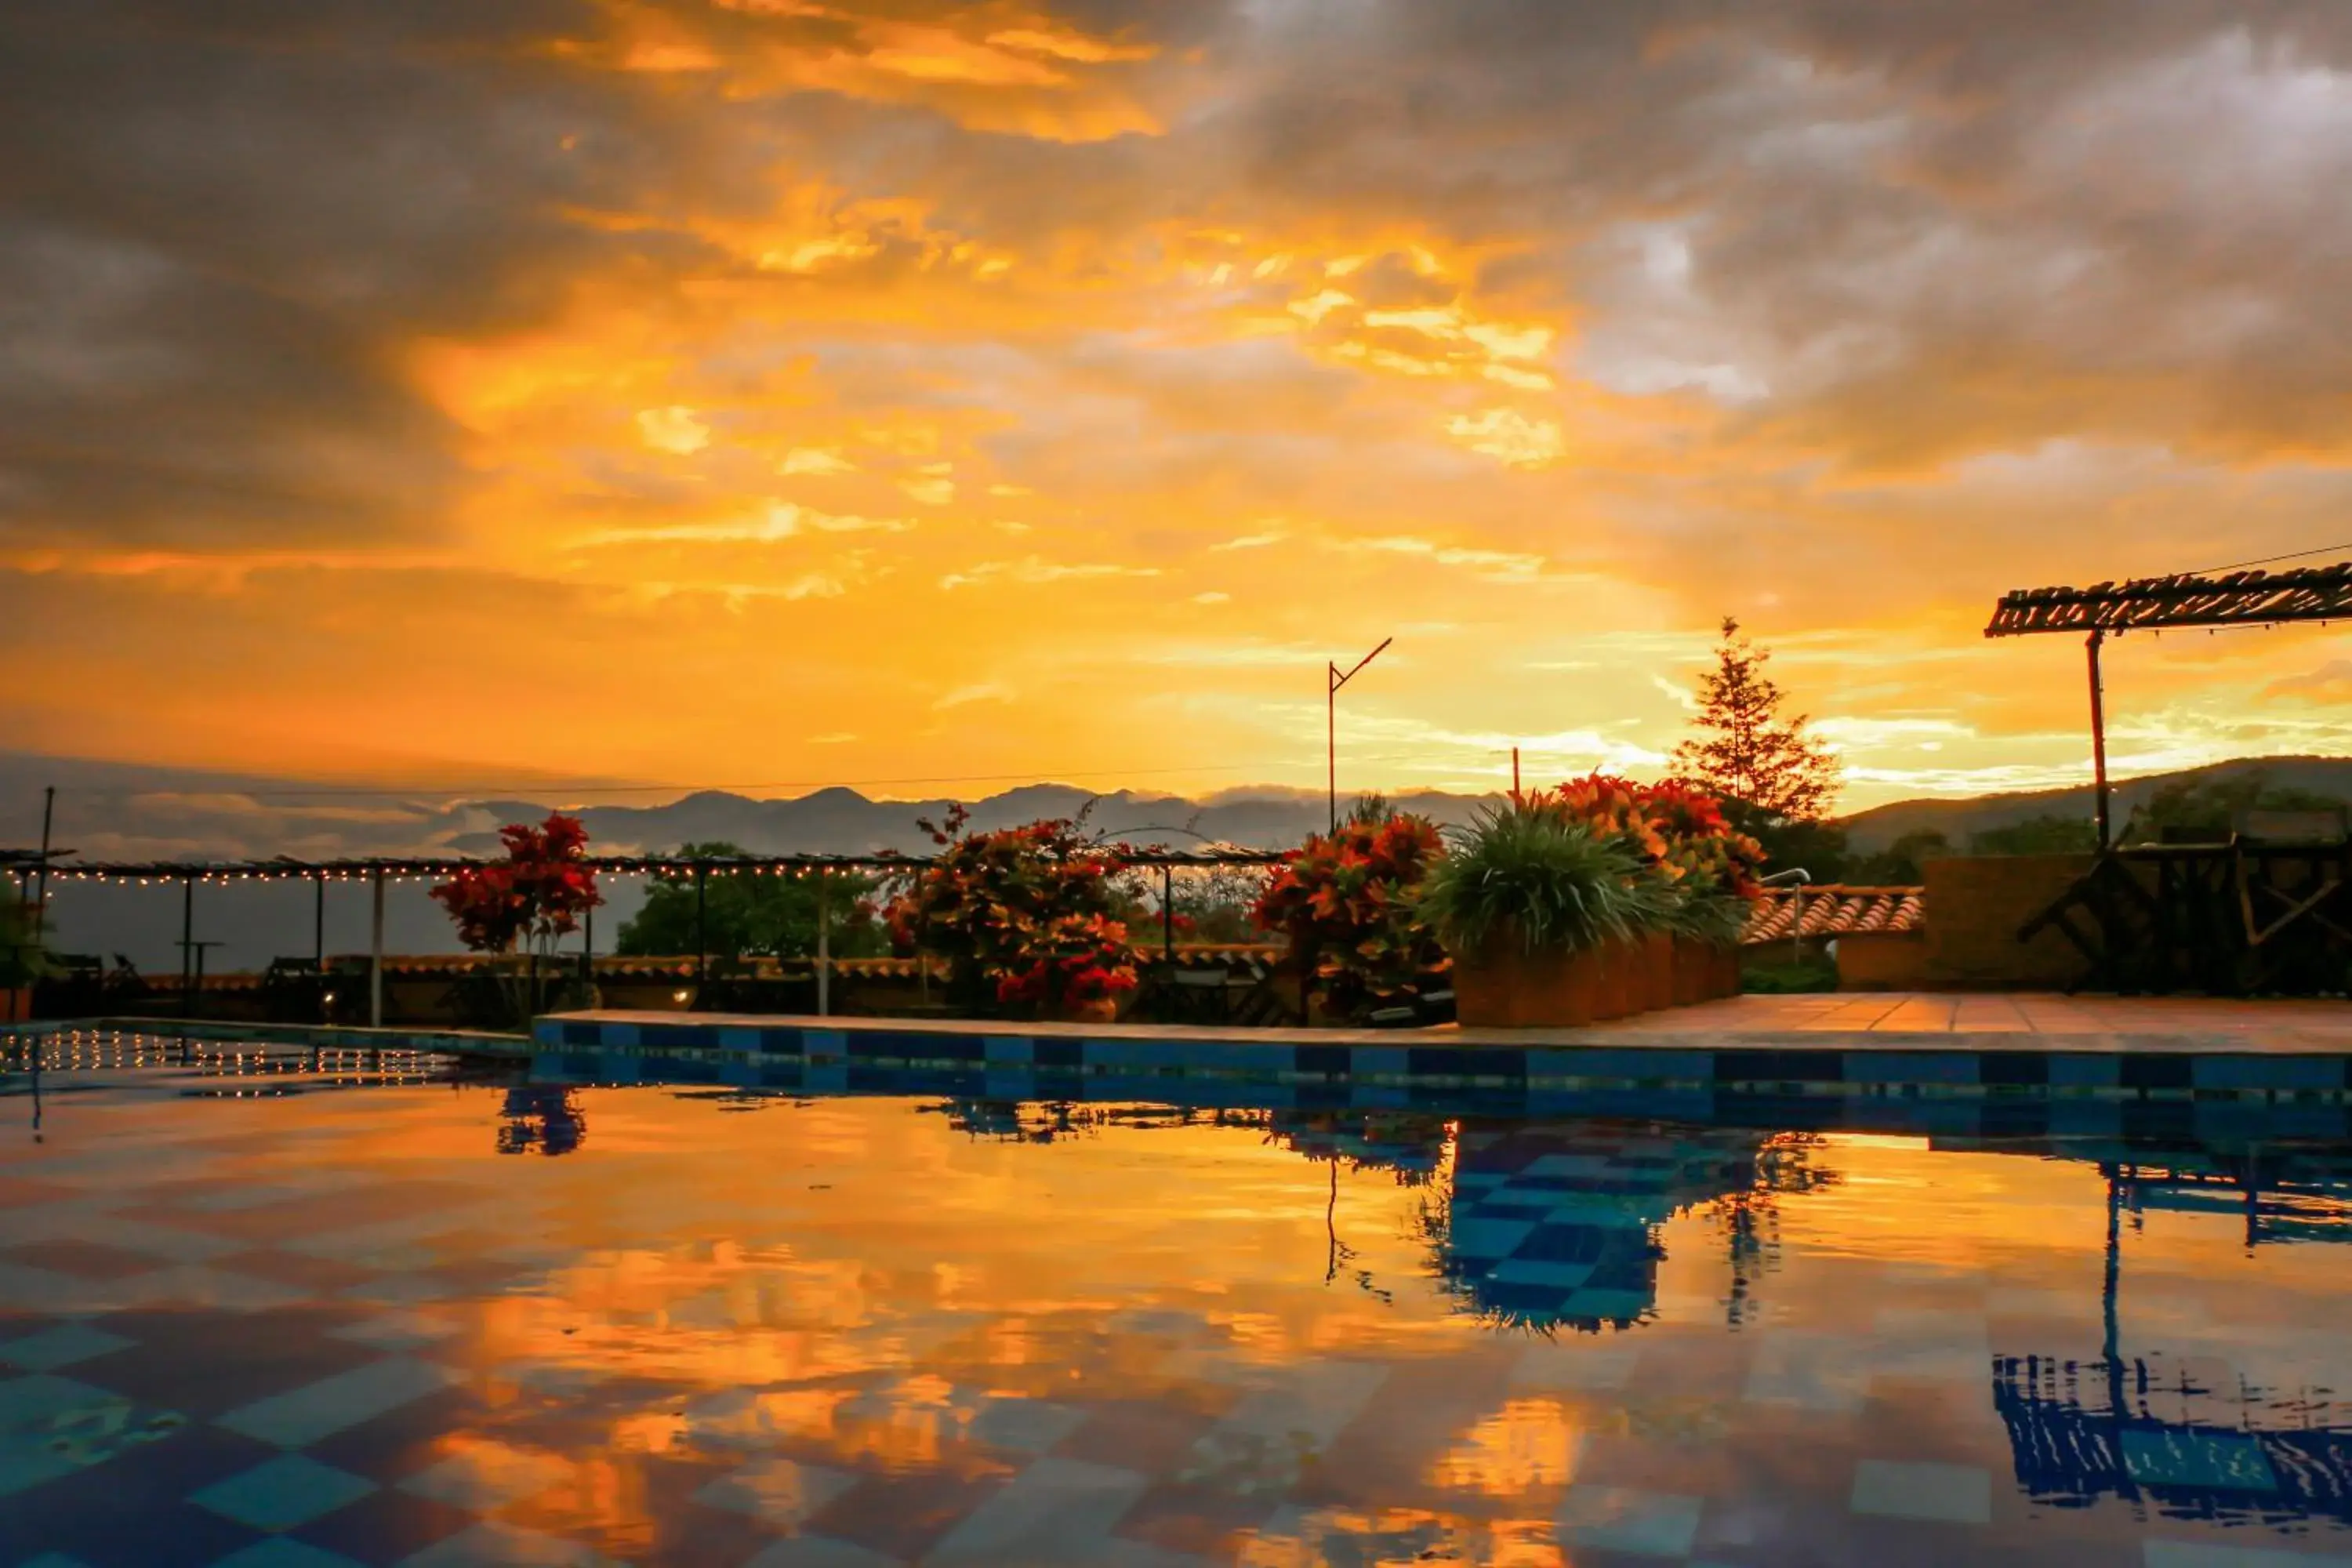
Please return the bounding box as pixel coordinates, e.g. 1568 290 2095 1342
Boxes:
6 3 2352 812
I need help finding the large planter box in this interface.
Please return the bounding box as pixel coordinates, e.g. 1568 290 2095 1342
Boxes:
1671 938 1742 1004
1456 941 1603 1028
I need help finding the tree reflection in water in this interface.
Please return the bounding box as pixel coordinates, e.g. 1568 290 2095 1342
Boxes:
496 1084 586 1156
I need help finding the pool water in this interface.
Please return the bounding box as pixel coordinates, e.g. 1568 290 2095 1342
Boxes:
1 1040 2349 1566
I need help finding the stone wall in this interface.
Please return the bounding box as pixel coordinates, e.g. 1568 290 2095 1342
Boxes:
1920 854 2097 989
1835 930 1931 991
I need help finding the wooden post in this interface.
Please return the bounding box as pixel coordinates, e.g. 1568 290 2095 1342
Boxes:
1327 661 1338 836
368 866 385 1029
180 875 195 1020
1161 864 1175 961
815 866 831 1018
694 865 707 998
312 871 326 1020
32 786 53 943
2087 630 2111 851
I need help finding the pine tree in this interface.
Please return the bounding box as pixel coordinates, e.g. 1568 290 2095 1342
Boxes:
1671 617 1842 822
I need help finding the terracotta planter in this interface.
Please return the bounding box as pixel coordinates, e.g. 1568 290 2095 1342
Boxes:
1588 936 1637 1021
1058 995 1120 1025
1641 931 1675 1011
1454 940 1603 1029
1670 937 1708 1007
1711 943 1743 1000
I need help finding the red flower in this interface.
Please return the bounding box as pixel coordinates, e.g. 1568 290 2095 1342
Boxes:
430 813 604 955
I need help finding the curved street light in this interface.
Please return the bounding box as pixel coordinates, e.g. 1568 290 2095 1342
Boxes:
1328 637 1392 834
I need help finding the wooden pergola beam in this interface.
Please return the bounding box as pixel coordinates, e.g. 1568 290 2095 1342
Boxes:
1985 563 2352 637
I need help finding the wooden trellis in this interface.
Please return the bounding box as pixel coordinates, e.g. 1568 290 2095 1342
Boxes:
1987 561 2352 994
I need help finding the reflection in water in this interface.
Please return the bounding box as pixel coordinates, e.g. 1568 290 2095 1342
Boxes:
1998 1152 2352 1529
497 1083 586 1155
5 1048 2351 1565
1417 1123 1838 1334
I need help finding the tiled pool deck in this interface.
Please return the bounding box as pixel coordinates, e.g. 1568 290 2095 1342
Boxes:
542 992 2352 1057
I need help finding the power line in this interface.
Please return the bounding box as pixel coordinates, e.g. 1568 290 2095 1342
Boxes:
2188 540 2352 575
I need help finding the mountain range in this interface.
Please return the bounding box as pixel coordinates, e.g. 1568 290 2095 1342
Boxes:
7 750 2348 973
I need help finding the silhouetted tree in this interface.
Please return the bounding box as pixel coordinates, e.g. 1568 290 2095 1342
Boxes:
1673 617 1842 822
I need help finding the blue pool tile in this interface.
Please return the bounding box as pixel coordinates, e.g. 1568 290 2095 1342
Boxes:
981 1035 1034 1066
599 1024 641 1051
1348 1045 1410 1077
1210 1041 1294 1076
2120 1427 2278 1491
190 1454 377 1532
1294 1044 1351 1078
218 1359 464 1450
211 1541 369 1568
757 1028 804 1055
1849 1459 1993 1525
1534 1047 1712 1082
1487 1259 1597 1290
1408 1047 1527 1081
0 1323 132 1373
1979 1051 2050 1087
802 1064 849 1094
2191 1054 2344 1093
1846 1051 1977 1086
1555 1484 1704 1556
2120 1054 2195 1092
2142 1541 2352 1567
1446 1218 1537 1261
2050 1054 2122 1088
1715 1049 1845 1083
716 1026 763 1054
801 1029 848 1058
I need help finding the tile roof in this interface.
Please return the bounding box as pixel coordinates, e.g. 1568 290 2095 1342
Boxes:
1740 885 1926 946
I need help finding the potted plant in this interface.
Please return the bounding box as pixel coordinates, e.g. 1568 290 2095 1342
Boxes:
429 814 604 1026
884 805 1142 1022
1555 774 1763 1005
1250 804 1450 1025
1418 793 1679 1028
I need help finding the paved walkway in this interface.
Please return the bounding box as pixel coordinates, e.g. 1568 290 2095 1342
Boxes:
541 993 2352 1056
1612 992 2352 1040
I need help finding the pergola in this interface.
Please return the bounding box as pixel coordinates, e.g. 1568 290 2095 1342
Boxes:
1984 561 2352 993
1984 561 2352 847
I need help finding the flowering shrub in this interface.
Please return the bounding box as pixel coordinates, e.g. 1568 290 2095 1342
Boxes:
1250 812 1450 1018
430 813 604 956
1554 773 1766 898
883 804 1142 1013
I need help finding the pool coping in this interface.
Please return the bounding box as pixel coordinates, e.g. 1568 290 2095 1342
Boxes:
521 1009 2352 1098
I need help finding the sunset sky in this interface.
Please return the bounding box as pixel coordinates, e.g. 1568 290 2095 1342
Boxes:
8 1 2352 810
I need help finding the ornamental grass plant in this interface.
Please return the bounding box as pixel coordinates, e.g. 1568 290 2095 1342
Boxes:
1417 793 1682 957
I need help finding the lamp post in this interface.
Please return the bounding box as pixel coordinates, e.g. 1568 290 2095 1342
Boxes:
1327 637 1393 834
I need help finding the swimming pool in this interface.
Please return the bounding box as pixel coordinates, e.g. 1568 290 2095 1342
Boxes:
1 1032 2347 1566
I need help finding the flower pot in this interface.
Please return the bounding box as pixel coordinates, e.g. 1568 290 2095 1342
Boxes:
1058 996 1120 1025
1669 937 1699 1007
1588 936 1639 1022
1454 940 1602 1029
1641 931 1675 1011
1711 943 1743 1000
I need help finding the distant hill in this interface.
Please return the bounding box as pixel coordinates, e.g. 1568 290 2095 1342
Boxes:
9 747 2350 971
1840 755 2352 851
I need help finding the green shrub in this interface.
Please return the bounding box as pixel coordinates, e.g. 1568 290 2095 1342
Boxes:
1417 795 1680 957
